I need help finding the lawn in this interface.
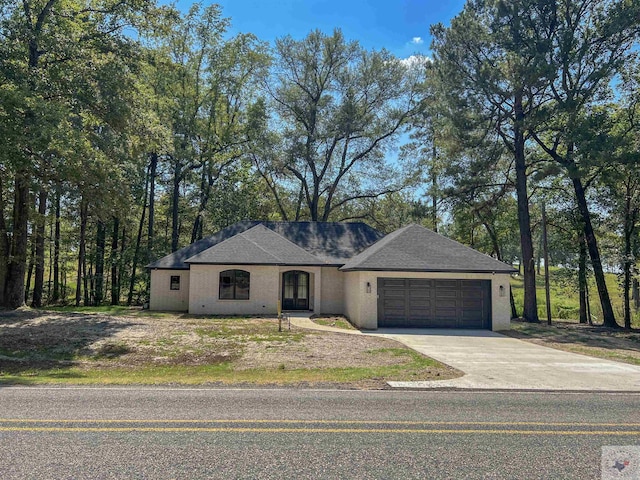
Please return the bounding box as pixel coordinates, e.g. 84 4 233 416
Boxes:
0 308 459 388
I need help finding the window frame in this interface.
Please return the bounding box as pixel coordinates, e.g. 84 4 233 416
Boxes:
169 275 181 291
219 269 250 300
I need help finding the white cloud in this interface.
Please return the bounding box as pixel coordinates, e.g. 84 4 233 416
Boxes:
411 37 424 45
399 55 432 68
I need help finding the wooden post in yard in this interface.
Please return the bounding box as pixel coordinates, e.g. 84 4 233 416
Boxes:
277 300 282 332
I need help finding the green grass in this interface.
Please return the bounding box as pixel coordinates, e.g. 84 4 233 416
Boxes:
510 267 640 327
0 350 444 386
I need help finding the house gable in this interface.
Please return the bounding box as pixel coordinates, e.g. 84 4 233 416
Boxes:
340 224 516 273
185 224 324 266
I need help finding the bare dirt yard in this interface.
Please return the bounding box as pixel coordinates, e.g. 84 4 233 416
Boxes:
0 308 459 389
504 319 640 365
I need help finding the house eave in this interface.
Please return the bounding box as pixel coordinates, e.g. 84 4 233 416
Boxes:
186 261 344 267
338 267 517 274
147 266 190 270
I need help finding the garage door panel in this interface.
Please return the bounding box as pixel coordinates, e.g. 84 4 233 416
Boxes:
409 301 432 310
384 288 405 295
461 310 484 319
378 278 491 329
435 299 457 308
462 299 482 309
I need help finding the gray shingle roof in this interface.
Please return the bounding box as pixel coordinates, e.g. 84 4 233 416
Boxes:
147 221 384 269
185 224 324 265
340 224 516 273
146 221 260 270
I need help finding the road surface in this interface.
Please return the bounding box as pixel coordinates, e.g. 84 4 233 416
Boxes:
0 386 638 479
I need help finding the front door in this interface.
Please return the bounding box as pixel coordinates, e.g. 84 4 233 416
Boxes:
282 271 309 310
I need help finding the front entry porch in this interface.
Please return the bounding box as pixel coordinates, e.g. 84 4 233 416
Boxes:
282 270 310 310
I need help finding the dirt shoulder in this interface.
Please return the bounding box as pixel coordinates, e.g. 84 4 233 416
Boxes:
0 309 460 389
503 319 640 366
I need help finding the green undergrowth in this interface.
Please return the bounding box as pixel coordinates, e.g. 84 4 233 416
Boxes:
510 267 640 327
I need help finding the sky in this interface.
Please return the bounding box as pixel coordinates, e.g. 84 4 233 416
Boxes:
175 0 466 58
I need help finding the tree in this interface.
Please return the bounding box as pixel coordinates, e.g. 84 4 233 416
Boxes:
431 0 556 322
0 0 154 308
258 29 423 221
147 5 268 252
528 0 640 328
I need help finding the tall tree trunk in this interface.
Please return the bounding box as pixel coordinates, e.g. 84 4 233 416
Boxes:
32 188 48 307
0 176 9 306
570 174 617 328
513 93 538 323
622 182 638 330
623 250 631 331
128 169 149 305
541 203 552 325
191 165 207 244
148 153 157 259
25 237 35 304
585 274 593 325
578 236 588 324
83 243 89 306
4 172 29 308
47 218 53 301
431 143 438 232
3 16 43 308
536 233 542 276
110 217 120 305
94 220 106 306
52 188 61 303
509 291 518 319
75 200 88 307
171 164 181 252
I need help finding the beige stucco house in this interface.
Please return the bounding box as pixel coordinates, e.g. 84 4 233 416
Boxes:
147 221 515 331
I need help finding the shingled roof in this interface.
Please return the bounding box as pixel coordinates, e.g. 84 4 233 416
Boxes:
147 221 384 269
185 224 323 265
340 224 516 273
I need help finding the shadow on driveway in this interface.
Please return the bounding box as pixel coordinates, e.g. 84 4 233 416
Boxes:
367 328 503 338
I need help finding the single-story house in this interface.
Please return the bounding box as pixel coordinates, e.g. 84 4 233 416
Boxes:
147 221 515 330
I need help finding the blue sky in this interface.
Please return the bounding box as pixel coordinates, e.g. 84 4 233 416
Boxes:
175 0 466 58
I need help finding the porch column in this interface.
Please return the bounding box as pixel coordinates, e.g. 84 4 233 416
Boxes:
313 267 322 314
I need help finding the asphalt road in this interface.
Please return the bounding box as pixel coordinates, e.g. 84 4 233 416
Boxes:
0 387 639 479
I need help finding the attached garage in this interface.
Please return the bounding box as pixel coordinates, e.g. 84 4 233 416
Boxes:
340 224 516 331
377 278 492 329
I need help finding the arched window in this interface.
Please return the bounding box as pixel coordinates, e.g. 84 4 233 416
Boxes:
219 270 250 300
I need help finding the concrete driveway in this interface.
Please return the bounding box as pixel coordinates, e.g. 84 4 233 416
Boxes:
369 329 640 391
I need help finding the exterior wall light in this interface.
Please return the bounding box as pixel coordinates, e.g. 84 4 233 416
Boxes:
499 285 506 297
366 282 371 293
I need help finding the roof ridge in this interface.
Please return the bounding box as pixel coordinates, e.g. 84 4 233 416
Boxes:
237 225 284 263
